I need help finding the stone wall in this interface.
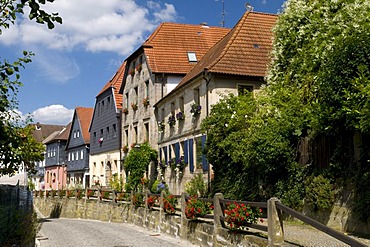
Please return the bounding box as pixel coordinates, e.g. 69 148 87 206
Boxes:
34 196 268 246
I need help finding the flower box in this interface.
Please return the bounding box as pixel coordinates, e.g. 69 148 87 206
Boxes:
131 103 138 111
224 202 263 230
168 115 176 127
190 103 202 116
176 111 185 120
185 196 213 219
123 107 129 115
142 97 149 107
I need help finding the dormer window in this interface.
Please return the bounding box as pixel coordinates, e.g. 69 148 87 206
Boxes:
187 52 197 62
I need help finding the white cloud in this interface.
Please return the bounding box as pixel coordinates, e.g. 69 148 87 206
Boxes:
31 47 80 85
0 0 178 56
28 105 74 125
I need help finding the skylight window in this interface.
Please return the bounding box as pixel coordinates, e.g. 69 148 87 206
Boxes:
187 52 197 62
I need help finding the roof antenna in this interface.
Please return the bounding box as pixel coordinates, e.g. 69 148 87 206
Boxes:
215 0 226 27
245 2 254 12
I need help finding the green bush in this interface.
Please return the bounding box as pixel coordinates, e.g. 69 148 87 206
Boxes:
305 175 334 211
185 173 208 197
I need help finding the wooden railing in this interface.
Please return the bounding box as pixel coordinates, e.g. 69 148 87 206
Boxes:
33 190 367 246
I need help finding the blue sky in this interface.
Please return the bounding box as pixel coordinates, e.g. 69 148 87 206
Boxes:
0 0 285 125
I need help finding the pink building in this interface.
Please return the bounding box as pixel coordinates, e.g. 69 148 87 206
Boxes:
43 124 71 190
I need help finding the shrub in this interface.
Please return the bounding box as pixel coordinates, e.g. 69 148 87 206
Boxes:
185 196 213 219
224 202 262 230
305 175 334 211
185 173 208 197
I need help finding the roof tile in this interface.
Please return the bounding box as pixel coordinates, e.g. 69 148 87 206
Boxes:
142 23 230 74
178 12 278 87
75 107 93 144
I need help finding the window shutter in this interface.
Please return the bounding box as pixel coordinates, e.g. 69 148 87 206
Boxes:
163 146 168 164
175 142 180 159
159 148 162 161
184 140 189 164
201 135 208 171
189 139 194 172
168 145 172 160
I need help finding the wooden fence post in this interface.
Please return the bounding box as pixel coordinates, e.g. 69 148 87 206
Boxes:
112 190 117 203
213 193 224 229
180 192 187 238
268 197 284 247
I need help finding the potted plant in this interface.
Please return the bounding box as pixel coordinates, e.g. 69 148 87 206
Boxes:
158 121 165 133
146 195 158 209
129 68 135 76
123 107 129 115
176 111 185 121
167 115 176 127
87 189 95 199
136 64 142 73
185 195 213 219
142 97 150 107
224 202 263 230
132 193 144 207
163 194 178 214
131 102 138 111
190 103 202 116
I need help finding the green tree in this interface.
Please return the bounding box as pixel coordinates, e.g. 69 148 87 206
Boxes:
124 143 158 192
202 0 370 209
0 0 62 176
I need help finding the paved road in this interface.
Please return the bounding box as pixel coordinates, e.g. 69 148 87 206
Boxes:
36 218 197 247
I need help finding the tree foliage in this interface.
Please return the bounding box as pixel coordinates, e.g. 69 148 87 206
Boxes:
202 0 370 212
124 143 158 192
0 0 62 176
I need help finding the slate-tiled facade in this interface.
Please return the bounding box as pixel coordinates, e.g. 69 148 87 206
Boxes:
66 107 93 188
89 63 124 187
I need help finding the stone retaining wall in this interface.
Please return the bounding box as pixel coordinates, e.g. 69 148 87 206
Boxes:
34 197 268 246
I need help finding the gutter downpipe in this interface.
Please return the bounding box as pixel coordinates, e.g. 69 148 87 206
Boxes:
203 70 211 193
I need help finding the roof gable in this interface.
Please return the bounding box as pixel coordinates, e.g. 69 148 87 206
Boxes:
177 11 277 89
31 124 65 143
76 107 93 144
97 61 125 110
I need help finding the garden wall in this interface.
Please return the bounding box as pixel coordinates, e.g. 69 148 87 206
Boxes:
33 195 268 247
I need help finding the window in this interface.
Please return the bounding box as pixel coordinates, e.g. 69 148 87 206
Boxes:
144 122 149 142
80 150 84 160
107 97 111 108
98 103 100 116
187 52 197 62
77 130 80 138
125 129 129 146
68 153 71 161
113 124 117 138
125 92 129 108
179 96 184 112
100 129 103 138
73 131 76 138
76 151 78 160
134 87 138 104
106 126 110 140
72 152 75 161
53 147 56 157
134 126 138 144
171 101 175 115
238 85 254 95
102 100 105 110
145 80 149 98
194 87 200 105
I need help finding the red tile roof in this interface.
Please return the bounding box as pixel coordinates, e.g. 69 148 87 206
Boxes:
97 61 126 110
142 23 230 74
75 107 93 144
177 12 277 88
